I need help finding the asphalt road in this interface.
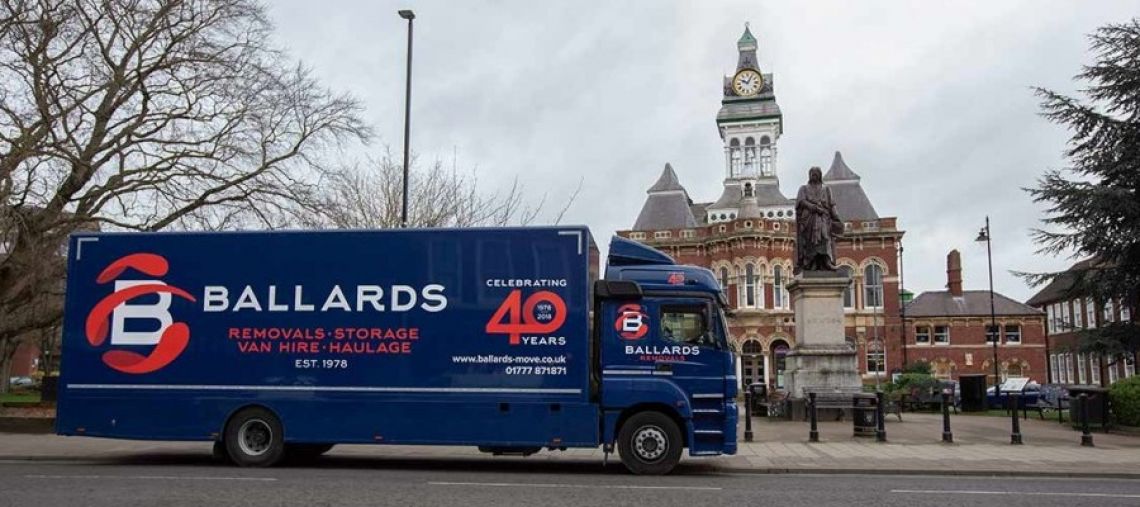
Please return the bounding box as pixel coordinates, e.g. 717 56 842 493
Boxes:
1 455 1139 507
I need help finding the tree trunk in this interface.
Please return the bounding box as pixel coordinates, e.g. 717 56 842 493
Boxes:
0 355 12 395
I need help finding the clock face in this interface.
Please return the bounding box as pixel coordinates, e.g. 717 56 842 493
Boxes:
732 70 763 96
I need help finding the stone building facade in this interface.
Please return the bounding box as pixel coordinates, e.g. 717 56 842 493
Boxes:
903 250 1047 383
617 26 904 391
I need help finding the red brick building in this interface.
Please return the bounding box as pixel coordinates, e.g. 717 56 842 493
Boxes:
617 26 903 391
903 250 1046 383
1025 258 1136 386
9 342 40 377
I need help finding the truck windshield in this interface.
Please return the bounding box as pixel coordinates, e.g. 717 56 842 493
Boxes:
716 307 731 350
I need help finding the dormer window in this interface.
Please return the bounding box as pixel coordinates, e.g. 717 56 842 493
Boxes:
743 182 754 198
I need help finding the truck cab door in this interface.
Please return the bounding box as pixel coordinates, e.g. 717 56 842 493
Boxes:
601 296 735 455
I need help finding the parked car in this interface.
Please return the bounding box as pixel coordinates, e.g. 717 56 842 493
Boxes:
8 376 36 388
986 382 1041 408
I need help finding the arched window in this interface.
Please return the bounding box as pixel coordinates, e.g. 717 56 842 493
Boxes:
741 340 764 387
745 263 757 307
743 182 754 198
729 138 741 176
719 267 729 295
838 266 854 309
759 136 772 176
773 265 787 309
743 137 756 175
735 266 743 308
864 264 884 308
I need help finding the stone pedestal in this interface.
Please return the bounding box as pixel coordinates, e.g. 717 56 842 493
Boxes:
784 271 861 400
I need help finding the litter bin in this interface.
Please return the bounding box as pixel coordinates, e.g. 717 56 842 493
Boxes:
852 394 877 437
959 374 987 412
1067 386 1110 430
749 383 767 416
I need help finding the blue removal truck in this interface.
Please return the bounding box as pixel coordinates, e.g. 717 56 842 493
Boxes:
57 227 737 474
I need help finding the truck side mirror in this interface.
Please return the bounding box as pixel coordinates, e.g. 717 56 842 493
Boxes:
594 280 643 299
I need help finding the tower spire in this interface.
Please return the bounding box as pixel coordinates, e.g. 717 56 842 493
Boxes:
735 22 759 74
738 22 757 51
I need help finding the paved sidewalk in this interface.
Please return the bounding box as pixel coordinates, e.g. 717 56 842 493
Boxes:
2 413 1138 478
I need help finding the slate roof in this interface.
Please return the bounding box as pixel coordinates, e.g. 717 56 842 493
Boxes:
824 151 859 181
710 183 742 209
708 180 791 211
717 96 781 124
632 163 699 231
905 290 1044 318
648 163 685 192
822 151 879 221
1025 257 1101 307
690 202 710 225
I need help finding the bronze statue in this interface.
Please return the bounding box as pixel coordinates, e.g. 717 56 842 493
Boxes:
794 166 843 274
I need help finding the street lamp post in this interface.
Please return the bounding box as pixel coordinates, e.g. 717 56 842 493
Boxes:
976 216 1000 393
398 9 415 228
899 243 908 369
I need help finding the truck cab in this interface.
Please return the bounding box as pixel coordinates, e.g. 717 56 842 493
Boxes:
597 236 737 474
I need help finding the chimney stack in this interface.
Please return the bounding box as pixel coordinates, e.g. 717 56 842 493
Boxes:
947 250 963 296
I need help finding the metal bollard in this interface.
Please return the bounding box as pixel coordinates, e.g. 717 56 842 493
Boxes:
941 391 953 443
875 391 886 443
744 389 754 442
1010 393 1023 444
808 392 819 443
1080 393 1094 447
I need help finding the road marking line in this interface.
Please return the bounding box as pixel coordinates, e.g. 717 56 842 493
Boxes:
429 481 720 491
26 474 276 482
891 489 1140 499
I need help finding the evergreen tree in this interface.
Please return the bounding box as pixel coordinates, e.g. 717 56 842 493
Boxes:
1027 19 1140 364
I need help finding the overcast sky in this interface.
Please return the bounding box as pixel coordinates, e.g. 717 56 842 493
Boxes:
266 0 1139 303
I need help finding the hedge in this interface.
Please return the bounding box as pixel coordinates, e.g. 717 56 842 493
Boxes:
1110 375 1140 427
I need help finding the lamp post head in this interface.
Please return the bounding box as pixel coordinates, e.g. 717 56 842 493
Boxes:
975 228 989 242
398 9 415 19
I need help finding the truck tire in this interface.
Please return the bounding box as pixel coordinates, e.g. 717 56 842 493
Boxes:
224 407 285 467
617 411 683 475
212 440 231 464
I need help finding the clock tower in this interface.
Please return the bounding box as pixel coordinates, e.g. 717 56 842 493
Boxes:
706 24 789 224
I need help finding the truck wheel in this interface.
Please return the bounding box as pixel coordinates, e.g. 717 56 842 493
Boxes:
212 440 231 464
224 407 285 467
617 411 683 475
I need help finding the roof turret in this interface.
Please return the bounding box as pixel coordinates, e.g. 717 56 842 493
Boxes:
822 151 879 220
632 163 699 231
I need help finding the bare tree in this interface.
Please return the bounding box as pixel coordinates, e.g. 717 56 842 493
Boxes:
310 148 581 229
0 0 370 391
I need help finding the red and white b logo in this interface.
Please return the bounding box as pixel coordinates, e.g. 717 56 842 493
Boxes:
85 253 196 374
614 304 649 340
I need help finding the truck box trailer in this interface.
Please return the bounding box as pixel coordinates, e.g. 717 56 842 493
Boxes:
58 226 736 474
